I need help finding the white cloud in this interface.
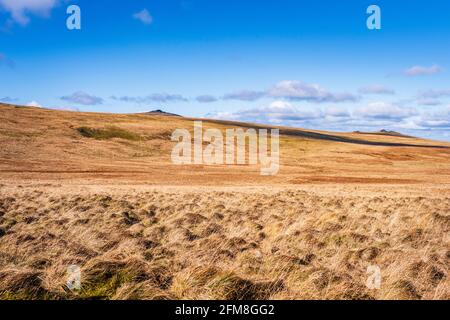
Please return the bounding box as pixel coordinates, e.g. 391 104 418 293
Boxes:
206 101 450 140
413 106 450 129
403 65 443 77
205 111 240 121
0 0 58 25
111 93 188 103
191 81 359 104
354 102 417 120
268 80 358 103
419 88 450 99
196 95 218 103
416 98 442 106
49 105 79 111
263 100 322 121
133 9 153 25
417 119 450 128
26 100 42 108
223 90 265 101
61 91 103 106
210 100 322 124
211 101 419 126
413 88 450 106
325 106 350 118
359 85 395 95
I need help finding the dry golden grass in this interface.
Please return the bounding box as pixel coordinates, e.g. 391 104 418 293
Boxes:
0 103 449 300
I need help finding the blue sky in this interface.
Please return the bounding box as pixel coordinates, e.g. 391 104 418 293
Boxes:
1 0 450 140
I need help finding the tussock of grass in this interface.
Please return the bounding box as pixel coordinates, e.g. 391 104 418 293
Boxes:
170 266 284 300
0 269 59 300
113 281 176 300
76 259 142 299
72 258 172 300
79 271 133 299
76 126 141 141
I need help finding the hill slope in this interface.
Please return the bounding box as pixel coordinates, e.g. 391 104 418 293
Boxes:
0 103 449 185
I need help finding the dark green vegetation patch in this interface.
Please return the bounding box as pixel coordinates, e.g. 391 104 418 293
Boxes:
77 126 141 141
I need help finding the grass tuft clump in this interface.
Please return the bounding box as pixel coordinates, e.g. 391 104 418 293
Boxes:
76 126 141 141
0 269 60 300
73 258 171 300
171 266 284 300
75 260 138 300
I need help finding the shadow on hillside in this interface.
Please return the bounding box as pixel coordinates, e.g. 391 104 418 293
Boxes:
201 119 449 149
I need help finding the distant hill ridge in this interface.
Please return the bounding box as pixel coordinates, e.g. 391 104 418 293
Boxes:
142 109 181 117
353 129 414 138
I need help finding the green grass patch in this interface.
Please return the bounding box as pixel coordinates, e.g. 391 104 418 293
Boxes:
0 290 61 300
76 126 141 141
77 271 134 300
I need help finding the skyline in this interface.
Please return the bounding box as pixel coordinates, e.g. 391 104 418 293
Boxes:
1 0 450 140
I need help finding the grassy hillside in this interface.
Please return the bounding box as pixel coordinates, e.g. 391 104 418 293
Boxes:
0 103 449 185
0 103 449 300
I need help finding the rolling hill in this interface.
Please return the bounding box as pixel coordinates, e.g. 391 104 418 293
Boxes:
0 102 449 185
0 102 449 300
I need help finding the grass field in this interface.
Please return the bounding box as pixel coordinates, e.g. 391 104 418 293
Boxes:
0 103 449 300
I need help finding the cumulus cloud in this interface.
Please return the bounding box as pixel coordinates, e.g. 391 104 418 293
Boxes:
419 88 450 99
25 101 79 111
223 90 265 102
146 93 187 103
49 105 79 111
412 88 450 106
324 106 351 118
211 100 322 124
111 93 188 104
206 100 450 139
61 91 103 106
416 98 442 106
0 0 58 25
133 9 153 25
408 107 450 130
252 100 322 121
196 95 218 103
26 101 42 108
189 81 360 104
268 80 358 103
416 119 450 128
358 85 395 95
403 65 443 77
354 102 418 120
